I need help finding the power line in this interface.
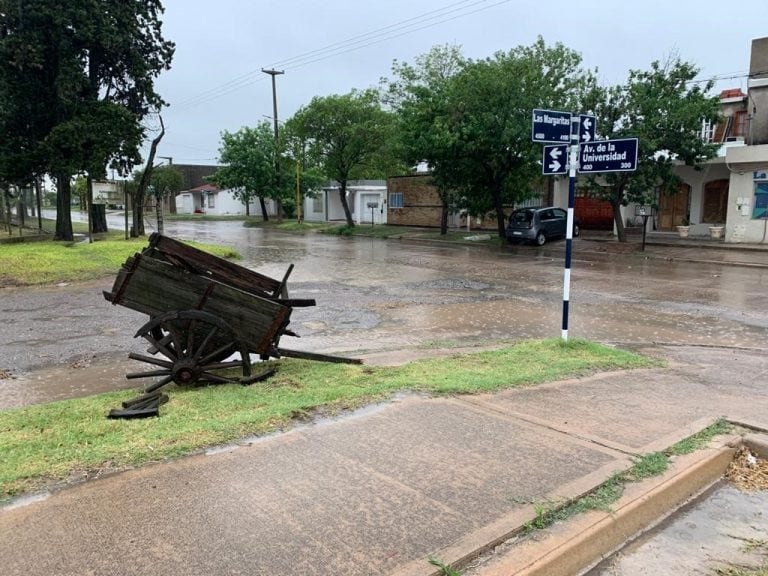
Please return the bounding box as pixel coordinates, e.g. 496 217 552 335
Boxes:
172 0 507 111
172 0 479 109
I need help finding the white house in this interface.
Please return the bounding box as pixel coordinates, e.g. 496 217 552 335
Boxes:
303 180 388 225
175 184 277 217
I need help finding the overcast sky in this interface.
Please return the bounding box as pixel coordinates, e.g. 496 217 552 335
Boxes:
150 0 767 166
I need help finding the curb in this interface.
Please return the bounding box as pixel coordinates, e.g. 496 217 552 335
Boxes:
481 440 737 576
403 427 766 576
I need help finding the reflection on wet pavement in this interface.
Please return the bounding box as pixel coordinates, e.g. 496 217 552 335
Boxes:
1 221 766 410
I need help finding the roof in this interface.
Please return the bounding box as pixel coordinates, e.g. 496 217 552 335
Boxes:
719 88 747 100
182 183 220 193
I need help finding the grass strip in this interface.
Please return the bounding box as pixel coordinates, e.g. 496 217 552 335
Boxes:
523 419 733 533
0 339 656 500
0 236 239 286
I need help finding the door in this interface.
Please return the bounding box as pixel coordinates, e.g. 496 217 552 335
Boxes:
658 184 690 230
360 194 382 225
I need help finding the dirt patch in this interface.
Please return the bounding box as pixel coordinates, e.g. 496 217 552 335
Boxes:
725 447 768 491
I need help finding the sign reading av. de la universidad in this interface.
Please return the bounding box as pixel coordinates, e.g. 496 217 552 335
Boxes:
578 138 638 173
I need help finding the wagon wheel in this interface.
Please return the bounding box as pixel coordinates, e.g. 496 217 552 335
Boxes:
127 310 252 392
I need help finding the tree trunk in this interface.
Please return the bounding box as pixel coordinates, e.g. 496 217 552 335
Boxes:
611 199 627 243
492 185 506 238
156 192 164 235
133 116 165 237
35 177 43 231
86 175 93 243
17 192 25 229
54 174 74 241
440 199 449 235
91 203 108 233
3 188 12 235
259 197 269 221
339 181 354 227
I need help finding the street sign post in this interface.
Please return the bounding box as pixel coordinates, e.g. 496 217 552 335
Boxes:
578 138 638 173
532 104 638 343
531 109 572 143
542 145 568 175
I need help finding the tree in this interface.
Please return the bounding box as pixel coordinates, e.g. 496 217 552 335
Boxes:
212 122 285 219
130 116 165 236
0 0 174 240
147 163 182 234
584 58 721 241
289 90 395 227
382 44 467 234
393 39 595 238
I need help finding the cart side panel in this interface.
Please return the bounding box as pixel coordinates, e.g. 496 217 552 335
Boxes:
148 233 285 297
115 255 291 354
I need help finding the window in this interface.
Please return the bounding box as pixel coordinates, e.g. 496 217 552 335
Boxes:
733 110 747 138
207 192 215 209
389 192 404 208
312 195 323 213
753 181 768 220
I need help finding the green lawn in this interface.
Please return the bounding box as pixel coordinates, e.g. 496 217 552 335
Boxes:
0 339 660 500
0 236 239 286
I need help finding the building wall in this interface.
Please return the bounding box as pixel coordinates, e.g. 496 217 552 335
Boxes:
386 175 443 227
724 144 768 243
749 37 768 145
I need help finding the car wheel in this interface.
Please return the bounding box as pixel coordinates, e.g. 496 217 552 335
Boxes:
573 223 580 237
535 231 546 246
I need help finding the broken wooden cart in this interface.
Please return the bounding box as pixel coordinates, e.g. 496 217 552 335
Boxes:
104 233 335 394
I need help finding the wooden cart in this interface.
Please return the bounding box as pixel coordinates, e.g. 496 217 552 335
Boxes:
104 233 318 392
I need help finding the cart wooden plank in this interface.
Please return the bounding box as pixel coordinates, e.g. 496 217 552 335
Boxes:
146 233 287 298
106 253 291 355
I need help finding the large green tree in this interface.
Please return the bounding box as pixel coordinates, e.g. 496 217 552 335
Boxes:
212 122 287 219
288 89 396 227
584 58 720 241
0 0 174 240
382 44 466 234
393 38 595 238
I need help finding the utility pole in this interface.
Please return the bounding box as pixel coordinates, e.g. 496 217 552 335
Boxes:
262 68 284 220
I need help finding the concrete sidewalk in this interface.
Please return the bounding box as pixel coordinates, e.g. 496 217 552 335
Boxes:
578 231 768 269
2 344 767 576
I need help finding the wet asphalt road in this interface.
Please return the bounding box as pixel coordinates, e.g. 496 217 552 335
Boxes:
0 219 767 408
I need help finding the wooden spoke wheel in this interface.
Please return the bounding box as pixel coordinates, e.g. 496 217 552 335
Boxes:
127 310 252 392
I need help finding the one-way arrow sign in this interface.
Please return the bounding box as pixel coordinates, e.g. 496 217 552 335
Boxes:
579 114 596 143
542 144 568 175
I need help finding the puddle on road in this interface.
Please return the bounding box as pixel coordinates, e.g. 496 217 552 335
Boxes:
0 352 140 410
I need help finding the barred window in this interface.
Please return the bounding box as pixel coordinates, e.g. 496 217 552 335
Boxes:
389 192 404 208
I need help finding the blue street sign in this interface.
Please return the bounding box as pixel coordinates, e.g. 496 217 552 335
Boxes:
578 138 638 173
542 145 568 175
578 114 596 143
532 109 572 143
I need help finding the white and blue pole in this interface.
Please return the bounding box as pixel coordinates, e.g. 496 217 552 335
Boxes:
561 119 580 342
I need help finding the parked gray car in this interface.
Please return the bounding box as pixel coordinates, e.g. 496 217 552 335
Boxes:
505 207 580 246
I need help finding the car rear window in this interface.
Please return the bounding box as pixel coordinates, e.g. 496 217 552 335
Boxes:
510 210 533 225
